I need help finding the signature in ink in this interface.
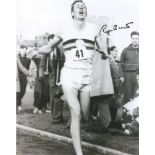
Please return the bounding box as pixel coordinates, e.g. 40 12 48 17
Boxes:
99 22 134 36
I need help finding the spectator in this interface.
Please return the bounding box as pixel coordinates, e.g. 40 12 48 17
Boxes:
16 64 20 113
38 34 64 122
32 53 44 114
122 96 139 136
90 36 114 131
16 45 32 112
120 31 139 104
108 46 123 129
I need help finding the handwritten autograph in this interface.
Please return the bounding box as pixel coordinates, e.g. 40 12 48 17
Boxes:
99 22 134 36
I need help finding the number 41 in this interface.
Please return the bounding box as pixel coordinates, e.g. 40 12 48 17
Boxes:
75 50 84 58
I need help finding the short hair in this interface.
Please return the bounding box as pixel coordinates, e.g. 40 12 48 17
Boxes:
47 34 55 41
108 46 116 54
130 31 139 37
20 45 28 49
71 0 87 18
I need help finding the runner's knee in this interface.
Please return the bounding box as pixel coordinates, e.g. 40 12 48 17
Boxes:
70 108 81 120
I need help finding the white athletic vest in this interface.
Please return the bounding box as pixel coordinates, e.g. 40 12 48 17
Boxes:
61 22 97 70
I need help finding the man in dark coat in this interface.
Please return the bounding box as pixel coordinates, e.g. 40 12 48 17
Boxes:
38 34 64 122
108 46 123 129
32 53 45 114
120 31 139 104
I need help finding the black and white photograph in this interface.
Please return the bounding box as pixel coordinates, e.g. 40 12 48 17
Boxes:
16 0 139 155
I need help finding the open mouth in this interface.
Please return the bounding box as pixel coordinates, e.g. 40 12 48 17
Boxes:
79 10 84 15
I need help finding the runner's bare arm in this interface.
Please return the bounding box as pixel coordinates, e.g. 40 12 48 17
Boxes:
38 37 62 54
26 36 63 58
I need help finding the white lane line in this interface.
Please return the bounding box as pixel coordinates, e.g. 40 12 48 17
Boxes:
17 124 132 155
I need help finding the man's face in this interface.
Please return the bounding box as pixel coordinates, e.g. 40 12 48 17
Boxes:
20 48 27 57
72 2 87 20
111 48 118 59
131 34 139 47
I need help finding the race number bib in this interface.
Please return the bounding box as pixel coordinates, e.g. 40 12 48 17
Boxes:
72 47 92 60
72 39 92 61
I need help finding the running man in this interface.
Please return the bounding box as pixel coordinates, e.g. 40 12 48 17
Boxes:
29 1 104 154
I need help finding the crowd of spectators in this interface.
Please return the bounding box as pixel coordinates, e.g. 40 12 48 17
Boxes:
16 31 139 136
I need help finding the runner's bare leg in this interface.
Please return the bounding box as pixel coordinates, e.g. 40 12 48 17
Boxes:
80 91 90 122
62 85 83 155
